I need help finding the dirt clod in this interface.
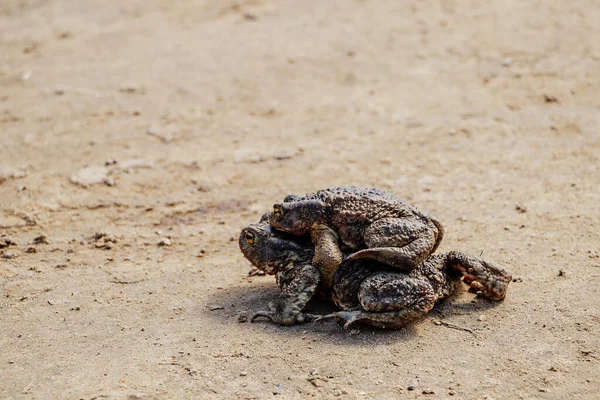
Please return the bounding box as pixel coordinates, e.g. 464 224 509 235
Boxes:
33 235 48 245
0 238 16 248
238 312 249 323
93 233 117 250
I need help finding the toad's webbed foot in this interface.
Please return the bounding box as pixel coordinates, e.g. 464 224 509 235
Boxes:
314 310 415 330
314 311 365 330
251 302 320 326
250 264 322 326
251 302 278 323
251 311 321 325
447 251 512 300
315 309 429 330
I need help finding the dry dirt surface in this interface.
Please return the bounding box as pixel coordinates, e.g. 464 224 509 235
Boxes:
1 1 600 399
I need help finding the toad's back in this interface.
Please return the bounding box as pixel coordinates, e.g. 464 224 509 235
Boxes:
285 187 428 248
285 187 417 219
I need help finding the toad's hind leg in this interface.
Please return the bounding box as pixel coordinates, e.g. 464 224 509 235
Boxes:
344 218 440 272
318 273 436 329
447 251 512 300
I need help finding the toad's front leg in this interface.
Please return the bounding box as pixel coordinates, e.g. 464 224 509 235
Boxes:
309 224 343 290
251 264 321 326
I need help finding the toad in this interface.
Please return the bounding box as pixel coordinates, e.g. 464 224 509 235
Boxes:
268 187 444 289
239 217 511 329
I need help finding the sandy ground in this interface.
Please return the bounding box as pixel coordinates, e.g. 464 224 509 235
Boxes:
1 1 600 399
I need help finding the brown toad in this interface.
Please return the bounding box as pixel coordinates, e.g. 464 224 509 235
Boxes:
268 187 444 288
239 217 512 329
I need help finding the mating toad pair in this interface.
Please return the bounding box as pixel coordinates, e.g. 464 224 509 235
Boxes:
239 187 512 329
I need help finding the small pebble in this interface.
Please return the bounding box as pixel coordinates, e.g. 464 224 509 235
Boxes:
104 177 115 186
93 232 106 241
478 315 487 322
33 235 48 244
95 242 112 250
25 247 36 254
158 238 171 247
240 371 248 376
238 312 248 323
558 269 567 277
2 252 15 259
422 389 435 395
407 386 415 391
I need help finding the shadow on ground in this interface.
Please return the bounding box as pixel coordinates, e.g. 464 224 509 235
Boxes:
202 274 504 345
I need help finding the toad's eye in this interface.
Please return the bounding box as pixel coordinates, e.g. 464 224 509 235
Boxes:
273 206 282 218
244 231 256 245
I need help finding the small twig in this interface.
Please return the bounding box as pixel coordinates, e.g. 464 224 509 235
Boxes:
434 320 479 339
22 377 36 394
110 278 146 285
